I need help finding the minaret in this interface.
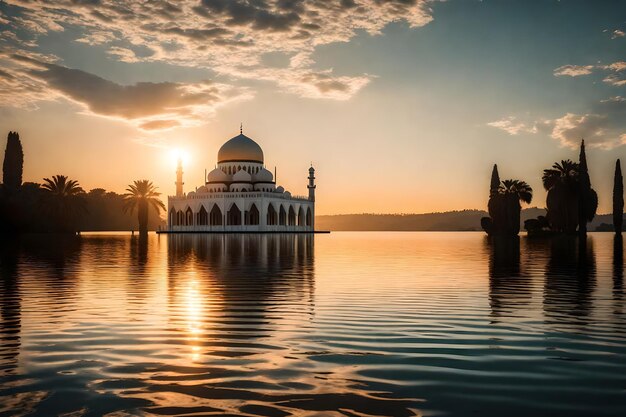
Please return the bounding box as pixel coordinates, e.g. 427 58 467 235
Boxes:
176 157 184 197
308 165 316 202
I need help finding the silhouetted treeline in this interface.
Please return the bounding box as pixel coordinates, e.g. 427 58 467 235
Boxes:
79 188 164 231
485 140 600 237
1 131 165 233
0 185 164 233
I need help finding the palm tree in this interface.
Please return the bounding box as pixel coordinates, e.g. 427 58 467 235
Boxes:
499 179 533 235
542 160 579 191
123 180 165 234
484 176 532 236
500 180 533 204
543 160 578 233
542 158 597 233
41 175 87 232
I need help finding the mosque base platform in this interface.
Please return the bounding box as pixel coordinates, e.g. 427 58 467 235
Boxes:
156 230 330 234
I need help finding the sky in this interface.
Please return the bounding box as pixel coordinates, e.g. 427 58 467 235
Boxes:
0 0 625 215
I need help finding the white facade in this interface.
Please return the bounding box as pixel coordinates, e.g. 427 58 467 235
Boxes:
167 131 315 232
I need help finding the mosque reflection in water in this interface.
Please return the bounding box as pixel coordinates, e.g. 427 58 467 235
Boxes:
165 233 316 358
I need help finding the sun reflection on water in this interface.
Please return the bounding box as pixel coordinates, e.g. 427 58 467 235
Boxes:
184 277 204 362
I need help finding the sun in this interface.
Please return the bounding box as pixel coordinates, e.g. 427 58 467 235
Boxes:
169 148 191 166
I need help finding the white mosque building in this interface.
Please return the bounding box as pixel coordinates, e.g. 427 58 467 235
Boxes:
166 129 316 232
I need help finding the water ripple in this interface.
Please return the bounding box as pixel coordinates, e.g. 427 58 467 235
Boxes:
1 232 626 416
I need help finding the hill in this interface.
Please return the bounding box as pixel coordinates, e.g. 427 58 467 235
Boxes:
316 208 615 231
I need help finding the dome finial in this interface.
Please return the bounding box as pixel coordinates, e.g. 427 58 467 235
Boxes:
240 122 243 135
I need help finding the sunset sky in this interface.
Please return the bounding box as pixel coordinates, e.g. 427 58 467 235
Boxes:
1 0 625 215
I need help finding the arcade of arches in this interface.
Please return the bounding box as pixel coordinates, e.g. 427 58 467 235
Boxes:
169 203 312 227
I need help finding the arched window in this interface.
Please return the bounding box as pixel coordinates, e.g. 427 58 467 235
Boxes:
279 205 286 226
247 203 259 225
306 207 312 226
210 205 223 226
227 203 242 225
267 204 277 225
288 206 296 226
169 209 176 226
185 207 193 226
297 207 304 226
198 206 208 225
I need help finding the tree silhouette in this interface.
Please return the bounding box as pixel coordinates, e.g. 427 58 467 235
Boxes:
542 151 597 234
490 164 500 197
41 175 87 232
123 180 165 235
482 168 532 236
2 131 23 193
499 179 533 235
614 159 623 235
578 140 595 236
483 164 501 235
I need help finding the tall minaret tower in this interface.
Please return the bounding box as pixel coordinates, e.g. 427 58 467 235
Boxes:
308 165 316 202
308 165 316 230
176 157 184 197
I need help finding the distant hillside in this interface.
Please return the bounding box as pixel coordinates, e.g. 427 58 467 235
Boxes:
316 208 615 231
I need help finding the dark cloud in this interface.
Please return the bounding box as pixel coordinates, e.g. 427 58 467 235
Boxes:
3 0 434 102
196 0 301 32
29 64 220 119
159 26 231 41
0 53 250 129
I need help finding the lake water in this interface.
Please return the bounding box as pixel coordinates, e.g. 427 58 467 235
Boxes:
1 232 625 416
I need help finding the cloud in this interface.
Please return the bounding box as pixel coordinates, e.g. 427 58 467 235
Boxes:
106 46 140 63
75 30 117 45
487 116 537 135
549 113 618 149
553 65 594 77
2 0 435 102
602 61 626 71
138 119 181 130
554 61 626 85
490 95 626 150
603 74 626 86
0 52 252 130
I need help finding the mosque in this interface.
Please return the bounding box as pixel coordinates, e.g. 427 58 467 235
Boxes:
166 128 316 232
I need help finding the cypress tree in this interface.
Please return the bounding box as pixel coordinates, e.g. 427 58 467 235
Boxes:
614 159 623 234
486 164 503 235
2 131 24 193
578 139 591 236
489 164 500 197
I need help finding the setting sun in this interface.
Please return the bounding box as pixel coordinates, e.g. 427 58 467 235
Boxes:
168 148 191 167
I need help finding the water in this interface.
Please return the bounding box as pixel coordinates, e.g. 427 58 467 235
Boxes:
1 232 625 416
